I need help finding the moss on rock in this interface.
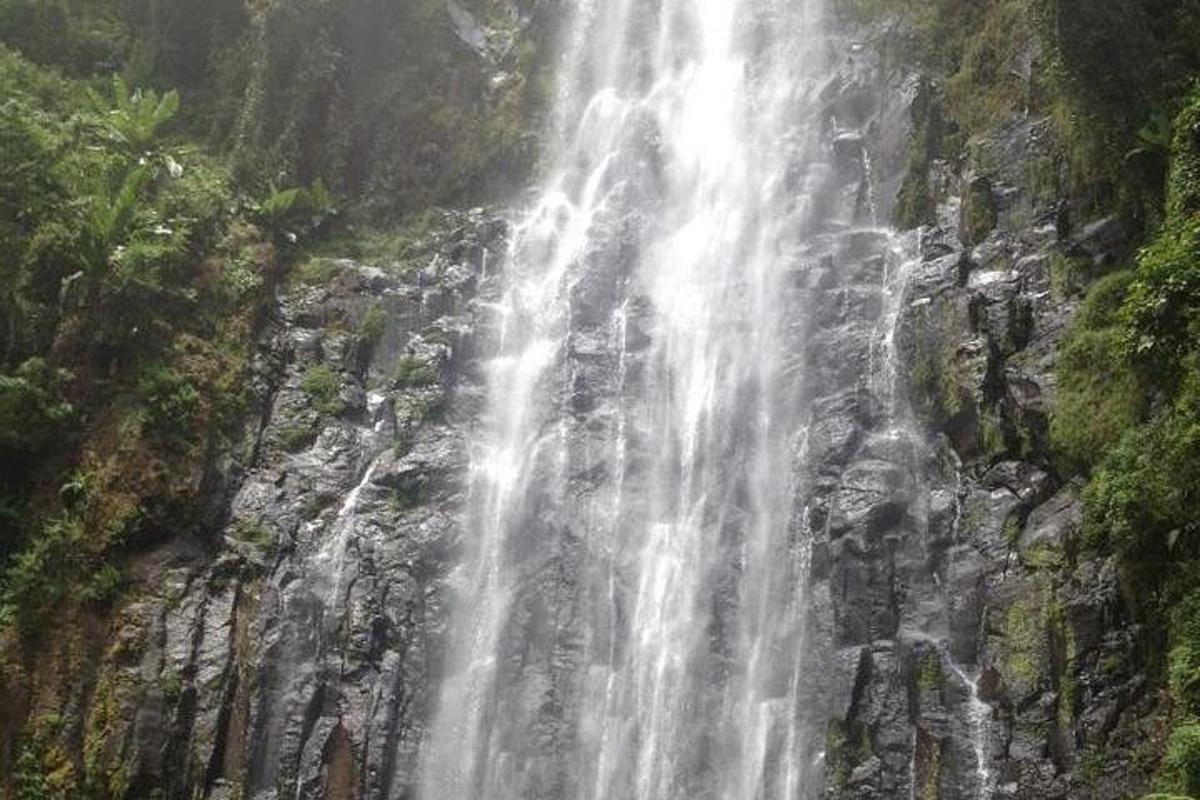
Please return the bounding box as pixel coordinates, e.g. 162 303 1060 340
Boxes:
961 176 998 247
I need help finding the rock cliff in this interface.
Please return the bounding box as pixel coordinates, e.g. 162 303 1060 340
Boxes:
0 4 1174 800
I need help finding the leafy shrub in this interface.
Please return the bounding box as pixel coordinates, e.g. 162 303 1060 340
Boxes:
358 302 387 346
1168 89 1200 219
0 47 262 373
1158 723 1200 797
257 186 302 228
300 363 342 415
1049 253 1097 300
1120 215 1200 392
208 220 272 305
393 356 439 388
76 163 152 276
253 179 338 242
294 256 343 286
88 74 179 155
1169 592 1200 717
278 424 316 453
0 515 121 634
1050 327 1141 470
79 563 123 605
230 518 274 551
0 359 73 470
138 364 201 440
1075 270 1135 329
1083 372 1200 558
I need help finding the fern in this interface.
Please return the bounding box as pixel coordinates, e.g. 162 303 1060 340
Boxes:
89 74 180 154
79 165 151 274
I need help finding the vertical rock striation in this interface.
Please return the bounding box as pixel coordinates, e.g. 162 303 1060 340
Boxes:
64 212 509 800
821 22 1159 800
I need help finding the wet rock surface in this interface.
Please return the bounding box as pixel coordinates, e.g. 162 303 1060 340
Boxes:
24 15 1161 800
814 20 1157 800
839 110 1146 800
78 211 507 800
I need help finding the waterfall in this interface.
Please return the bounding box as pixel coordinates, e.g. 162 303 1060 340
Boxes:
418 0 896 797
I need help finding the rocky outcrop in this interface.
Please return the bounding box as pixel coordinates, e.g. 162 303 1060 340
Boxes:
888 119 1156 797
1 9 1164 800
821 107 1151 800
114 16 1160 800
60 212 507 800
814 18 1159 800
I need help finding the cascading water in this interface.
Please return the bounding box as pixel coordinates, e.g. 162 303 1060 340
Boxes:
418 0 939 798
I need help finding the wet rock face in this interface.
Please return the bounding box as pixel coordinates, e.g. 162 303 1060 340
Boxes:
815 21 1156 800
82 211 507 800
54 19 1156 800
864 121 1152 800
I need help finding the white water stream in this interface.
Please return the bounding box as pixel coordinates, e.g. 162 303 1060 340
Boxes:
415 1 947 798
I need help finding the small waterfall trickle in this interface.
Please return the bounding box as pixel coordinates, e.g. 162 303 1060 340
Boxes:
943 457 996 800
945 659 995 800
313 390 391 605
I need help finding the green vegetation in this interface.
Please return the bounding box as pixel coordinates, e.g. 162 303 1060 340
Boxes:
997 573 1078 734
961 177 998 247
0 468 137 636
894 79 944 229
0 0 551 221
916 652 943 691
393 429 415 459
825 718 874 792
300 363 343 416
918 740 941 800
1000 582 1052 693
390 481 424 512
294 256 344 287
0 0 548 794
278 424 317 454
138 363 201 443
222 0 551 218
358 301 388 347
310 207 470 275
249 178 338 247
0 39 285 630
0 359 73 478
393 355 440 389
1048 253 1096 300
1049 84 1200 794
14 713 76 800
228 518 276 565
1049 272 1144 473
850 0 1200 229
1158 723 1200 796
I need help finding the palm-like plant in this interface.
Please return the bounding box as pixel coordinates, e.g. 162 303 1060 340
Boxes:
78 165 152 276
258 185 303 230
254 179 338 242
89 75 180 155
